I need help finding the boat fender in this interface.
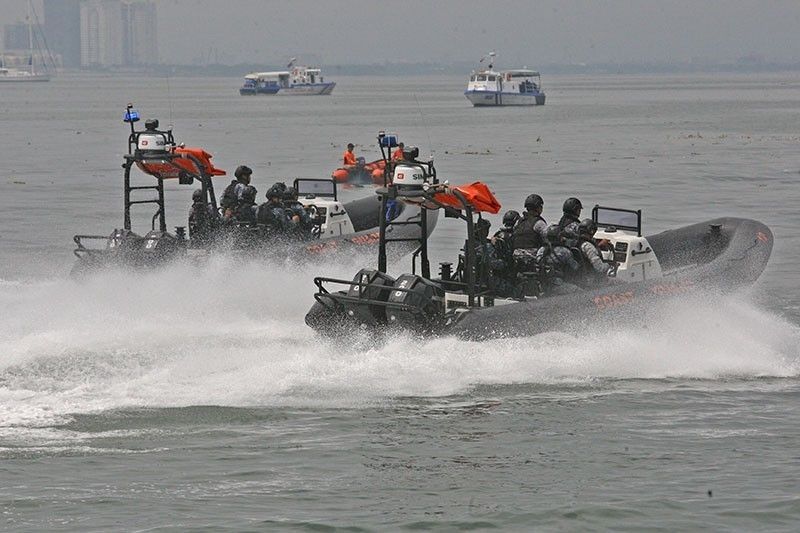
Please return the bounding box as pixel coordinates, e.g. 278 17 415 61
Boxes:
332 168 349 182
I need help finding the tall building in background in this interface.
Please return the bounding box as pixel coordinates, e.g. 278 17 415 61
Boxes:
44 0 81 68
3 22 29 51
80 0 122 66
121 1 158 66
80 0 157 67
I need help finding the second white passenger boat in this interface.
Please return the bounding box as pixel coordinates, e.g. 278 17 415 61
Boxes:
464 53 545 107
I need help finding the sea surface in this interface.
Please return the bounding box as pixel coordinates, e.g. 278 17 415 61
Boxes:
1 72 800 531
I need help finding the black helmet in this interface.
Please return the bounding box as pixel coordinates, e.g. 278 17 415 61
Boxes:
545 224 562 243
241 185 257 203
283 186 298 202
502 210 521 228
563 197 583 216
524 194 544 210
266 184 283 199
475 218 491 239
192 189 203 202
234 165 253 180
578 218 597 236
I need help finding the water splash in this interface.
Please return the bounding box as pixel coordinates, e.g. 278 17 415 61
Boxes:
1 261 798 431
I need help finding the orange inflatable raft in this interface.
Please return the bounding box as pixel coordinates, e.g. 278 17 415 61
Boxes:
331 158 386 184
136 146 226 180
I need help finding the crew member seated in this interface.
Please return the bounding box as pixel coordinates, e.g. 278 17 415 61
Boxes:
220 165 252 220
576 218 615 286
512 193 546 272
558 197 583 247
283 186 314 236
234 185 258 225
458 218 520 299
535 225 582 296
342 143 357 169
188 188 218 243
491 210 520 269
256 184 291 232
392 142 406 161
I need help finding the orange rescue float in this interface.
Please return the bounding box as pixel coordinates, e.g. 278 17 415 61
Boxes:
136 146 226 180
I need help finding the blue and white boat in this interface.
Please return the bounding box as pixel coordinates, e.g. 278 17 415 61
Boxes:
280 64 335 95
464 53 545 107
239 72 281 95
239 63 335 96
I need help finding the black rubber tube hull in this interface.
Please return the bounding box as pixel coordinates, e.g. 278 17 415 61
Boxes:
445 218 772 340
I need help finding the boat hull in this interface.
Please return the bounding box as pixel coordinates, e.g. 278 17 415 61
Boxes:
306 217 773 341
0 73 50 82
280 82 336 95
448 217 772 340
239 86 280 95
464 90 545 106
70 196 437 274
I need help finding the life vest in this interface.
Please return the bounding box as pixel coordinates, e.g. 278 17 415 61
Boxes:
513 214 544 249
220 180 240 211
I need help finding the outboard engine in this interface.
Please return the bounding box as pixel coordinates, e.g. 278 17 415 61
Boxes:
386 274 444 331
135 119 173 157
140 230 182 263
392 163 427 190
105 228 145 264
344 268 396 326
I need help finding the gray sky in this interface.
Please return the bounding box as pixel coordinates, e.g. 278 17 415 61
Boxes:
3 0 800 65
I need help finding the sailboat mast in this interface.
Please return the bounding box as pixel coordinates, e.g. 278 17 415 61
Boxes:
27 0 34 74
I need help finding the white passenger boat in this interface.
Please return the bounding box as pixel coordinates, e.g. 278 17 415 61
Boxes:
239 62 335 96
464 53 545 106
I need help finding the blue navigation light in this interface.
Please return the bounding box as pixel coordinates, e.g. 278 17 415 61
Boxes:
124 109 140 123
379 133 398 148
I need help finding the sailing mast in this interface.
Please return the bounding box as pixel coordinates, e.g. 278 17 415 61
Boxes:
27 0 34 75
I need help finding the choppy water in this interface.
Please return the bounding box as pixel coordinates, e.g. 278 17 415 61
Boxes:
1 72 800 531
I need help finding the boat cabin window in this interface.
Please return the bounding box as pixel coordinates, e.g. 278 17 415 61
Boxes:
477 74 487 81
487 75 496 82
592 206 642 235
470 75 476 82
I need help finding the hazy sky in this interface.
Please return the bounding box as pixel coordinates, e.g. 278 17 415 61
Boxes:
2 0 800 65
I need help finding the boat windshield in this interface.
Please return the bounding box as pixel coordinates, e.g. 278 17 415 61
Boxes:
476 74 487 81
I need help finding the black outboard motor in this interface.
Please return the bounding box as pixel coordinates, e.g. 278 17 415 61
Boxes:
386 274 444 331
344 268 396 325
106 228 145 264
140 230 182 263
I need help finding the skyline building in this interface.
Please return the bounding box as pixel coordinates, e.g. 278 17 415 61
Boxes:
80 0 157 67
3 22 28 51
121 1 157 66
80 0 122 66
44 0 82 68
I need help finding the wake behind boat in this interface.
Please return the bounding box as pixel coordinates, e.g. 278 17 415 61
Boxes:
464 52 544 107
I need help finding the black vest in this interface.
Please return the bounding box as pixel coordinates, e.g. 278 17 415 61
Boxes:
513 214 544 249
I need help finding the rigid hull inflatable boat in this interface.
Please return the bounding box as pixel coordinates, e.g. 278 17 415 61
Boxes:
306 180 773 341
71 110 437 275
